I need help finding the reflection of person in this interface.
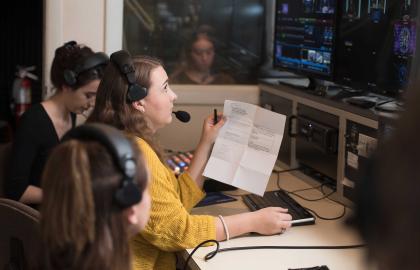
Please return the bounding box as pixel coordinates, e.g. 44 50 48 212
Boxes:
40 124 151 269
5 41 108 205
170 25 235 84
88 50 291 269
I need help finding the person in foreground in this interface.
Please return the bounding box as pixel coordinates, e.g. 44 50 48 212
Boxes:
6 41 109 205
39 123 151 270
88 50 292 270
350 94 420 269
350 25 420 268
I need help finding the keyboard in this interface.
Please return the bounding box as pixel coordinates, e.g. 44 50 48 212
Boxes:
242 190 315 226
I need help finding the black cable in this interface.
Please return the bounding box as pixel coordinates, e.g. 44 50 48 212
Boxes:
287 187 335 202
204 243 365 261
304 206 346 221
276 176 333 202
272 167 302 174
320 185 347 208
286 184 324 194
287 185 346 220
247 167 345 224
277 188 345 220
274 173 346 220
183 239 219 270
274 167 302 189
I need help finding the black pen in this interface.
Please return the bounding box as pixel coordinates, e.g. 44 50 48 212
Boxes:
213 109 218 125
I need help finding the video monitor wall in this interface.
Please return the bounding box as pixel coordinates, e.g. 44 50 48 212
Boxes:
273 0 418 97
273 0 337 79
335 0 417 96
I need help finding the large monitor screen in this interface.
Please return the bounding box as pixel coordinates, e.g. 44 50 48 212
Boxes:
273 0 337 79
335 0 417 96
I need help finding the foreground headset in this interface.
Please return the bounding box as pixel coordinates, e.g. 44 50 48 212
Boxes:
63 41 110 86
62 123 141 209
110 50 148 102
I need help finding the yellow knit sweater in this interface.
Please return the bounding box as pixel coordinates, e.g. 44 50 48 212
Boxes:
132 138 216 270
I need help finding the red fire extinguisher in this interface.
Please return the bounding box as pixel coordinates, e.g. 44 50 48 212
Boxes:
11 66 38 123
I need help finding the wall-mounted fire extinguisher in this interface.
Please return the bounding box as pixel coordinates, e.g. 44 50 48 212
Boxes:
11 66 38 123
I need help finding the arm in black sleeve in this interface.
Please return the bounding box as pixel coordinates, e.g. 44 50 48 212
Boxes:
6 113 41 201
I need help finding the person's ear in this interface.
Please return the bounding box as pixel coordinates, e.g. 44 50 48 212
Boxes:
131 100 145 113
125 206 139 225
62 85 73 94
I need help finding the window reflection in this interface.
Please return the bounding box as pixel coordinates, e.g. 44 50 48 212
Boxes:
123 0 265 84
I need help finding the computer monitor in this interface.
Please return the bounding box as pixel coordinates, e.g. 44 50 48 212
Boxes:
335 0 417 97
273 0 337 80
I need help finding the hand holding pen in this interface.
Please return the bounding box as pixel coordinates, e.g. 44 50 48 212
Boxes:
214 109 219 125
200 108 225 145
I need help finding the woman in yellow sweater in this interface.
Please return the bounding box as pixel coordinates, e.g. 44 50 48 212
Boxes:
88 50 292 270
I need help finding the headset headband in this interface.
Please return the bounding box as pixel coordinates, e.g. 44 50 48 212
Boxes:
110 50 148 102
74 52 110 75
63 41 110 87
62 123 142 209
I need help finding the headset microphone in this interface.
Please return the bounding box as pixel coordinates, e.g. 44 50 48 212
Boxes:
173 111 191 123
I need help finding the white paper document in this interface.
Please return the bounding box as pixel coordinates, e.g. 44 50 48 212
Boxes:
203 100 286 196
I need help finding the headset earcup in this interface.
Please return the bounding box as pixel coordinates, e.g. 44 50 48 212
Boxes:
127 84 148 102
63 69 77 86
114 180 142 208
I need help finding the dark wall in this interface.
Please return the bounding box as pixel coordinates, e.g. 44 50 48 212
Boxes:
0 1 43 129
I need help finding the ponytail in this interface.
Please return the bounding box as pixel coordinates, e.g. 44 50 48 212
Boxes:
41 141 96 265
41 139 138 270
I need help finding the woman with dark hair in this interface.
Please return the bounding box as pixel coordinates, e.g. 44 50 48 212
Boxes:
88 51 291 270
5 41 108 205
170 25 235 84
40 125 151 269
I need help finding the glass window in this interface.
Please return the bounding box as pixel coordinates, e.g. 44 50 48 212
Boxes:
123 0 265 84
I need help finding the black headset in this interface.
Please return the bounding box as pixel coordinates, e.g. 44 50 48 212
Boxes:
62 41 110 87
110 50 148 102
62 123 142 209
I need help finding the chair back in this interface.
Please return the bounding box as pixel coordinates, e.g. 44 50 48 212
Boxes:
0 143 12 198
0 198 41 270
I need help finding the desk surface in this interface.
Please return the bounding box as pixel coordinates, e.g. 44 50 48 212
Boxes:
182 171 371 270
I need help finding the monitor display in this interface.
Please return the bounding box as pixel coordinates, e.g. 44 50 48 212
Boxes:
273 0 337 79
335 0 417 96
394 20 416 56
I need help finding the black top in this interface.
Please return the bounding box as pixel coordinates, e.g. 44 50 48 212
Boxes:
6 103 76 201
